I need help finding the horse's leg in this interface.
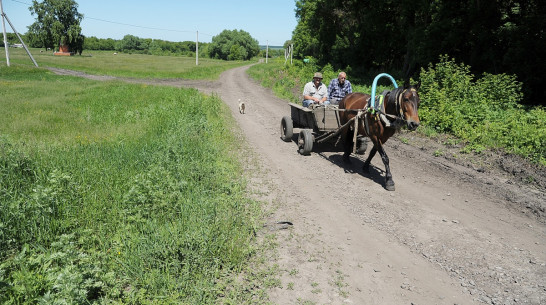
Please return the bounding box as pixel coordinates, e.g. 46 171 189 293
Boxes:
376 143 395 191
362 145 377 173
342 127 353 164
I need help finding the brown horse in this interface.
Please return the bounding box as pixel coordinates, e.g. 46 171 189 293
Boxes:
339 84 421 191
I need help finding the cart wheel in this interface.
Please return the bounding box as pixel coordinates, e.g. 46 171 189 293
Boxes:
280 116 293 142
298 129 313 155
356 136 368 155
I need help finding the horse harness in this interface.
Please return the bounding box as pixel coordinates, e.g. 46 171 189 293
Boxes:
347 88 411 132
378 88 417 129
342 88 413 152
322 89 415 152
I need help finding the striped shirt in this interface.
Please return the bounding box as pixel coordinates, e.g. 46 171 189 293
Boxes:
328 78 353 101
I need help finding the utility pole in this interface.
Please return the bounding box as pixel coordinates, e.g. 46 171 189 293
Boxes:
196 30 198 66
285 44 293 65
290 43 293 65
0 0 38 67
1 0 10 66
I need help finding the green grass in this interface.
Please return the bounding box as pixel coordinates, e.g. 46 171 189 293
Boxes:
1 48 249 79
0 65 267 304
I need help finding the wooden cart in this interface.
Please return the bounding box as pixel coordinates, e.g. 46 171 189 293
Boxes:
280 103 366 155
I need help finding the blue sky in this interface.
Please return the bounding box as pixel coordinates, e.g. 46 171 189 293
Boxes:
2 0 298 46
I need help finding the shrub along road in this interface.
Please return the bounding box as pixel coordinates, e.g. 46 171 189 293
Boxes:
50 65 545 304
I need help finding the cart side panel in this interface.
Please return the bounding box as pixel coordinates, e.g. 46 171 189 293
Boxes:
323 107 341 130
313 107 326 130
313 107 341 131
303 111 317 130
290 103 316 129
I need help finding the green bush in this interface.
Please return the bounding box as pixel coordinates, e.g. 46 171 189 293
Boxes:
419 56 545 164
0 140 82 253
0 234 116 304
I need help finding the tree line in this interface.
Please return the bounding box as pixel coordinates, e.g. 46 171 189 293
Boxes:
87 30 262 60
292 0 545 105
2 31 272 60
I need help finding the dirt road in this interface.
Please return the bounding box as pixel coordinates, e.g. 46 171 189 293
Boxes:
50 65 545 304
215 65 545 305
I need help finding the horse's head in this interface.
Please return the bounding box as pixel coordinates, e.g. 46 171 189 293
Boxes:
397 83 421 131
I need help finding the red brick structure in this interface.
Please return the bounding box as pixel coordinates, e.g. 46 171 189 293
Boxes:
54 44 74 56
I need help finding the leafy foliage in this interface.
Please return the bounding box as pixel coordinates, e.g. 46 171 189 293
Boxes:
208 29 259 60
115 34 146 52
0 234 115 304
292 0 546 105
419 56 545 164
28 0 84 51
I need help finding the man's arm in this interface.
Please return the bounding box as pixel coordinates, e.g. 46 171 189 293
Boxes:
304 95 319 101
318 85 328 103
327 80 335 100
303 83 321 102
304 94 320 102
302 83 313 100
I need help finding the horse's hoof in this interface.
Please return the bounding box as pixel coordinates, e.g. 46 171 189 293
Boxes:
385 180 395 191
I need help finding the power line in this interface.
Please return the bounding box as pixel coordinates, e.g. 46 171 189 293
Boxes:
10 0 29 5
85 16 213 37
8 0 285 44
9 0 214 37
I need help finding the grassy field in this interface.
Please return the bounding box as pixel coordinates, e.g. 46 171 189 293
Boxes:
0 54 272 303
1 47 250 79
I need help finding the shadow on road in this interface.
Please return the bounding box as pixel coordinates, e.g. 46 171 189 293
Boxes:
283 132 386 188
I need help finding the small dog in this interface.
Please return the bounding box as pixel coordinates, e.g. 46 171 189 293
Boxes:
238 99 245 114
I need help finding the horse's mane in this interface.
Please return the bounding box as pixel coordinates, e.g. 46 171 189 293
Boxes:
373 88 402 113
385 87 404 106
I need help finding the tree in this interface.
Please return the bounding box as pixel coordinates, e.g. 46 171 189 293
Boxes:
0 33 19 47
208 29 259 60
115 35 144 52
283 40 293 49
292 0 545 105
70 33 84 55
27 0 84 51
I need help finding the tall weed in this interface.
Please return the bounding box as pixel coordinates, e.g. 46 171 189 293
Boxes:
0 68 263 303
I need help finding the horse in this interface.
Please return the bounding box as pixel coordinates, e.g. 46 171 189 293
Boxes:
339 83 421 191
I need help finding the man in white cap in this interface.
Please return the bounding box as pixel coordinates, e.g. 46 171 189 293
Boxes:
302 72 328 107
